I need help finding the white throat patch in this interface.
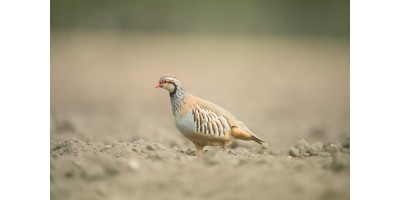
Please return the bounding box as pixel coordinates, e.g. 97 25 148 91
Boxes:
163 83 175 92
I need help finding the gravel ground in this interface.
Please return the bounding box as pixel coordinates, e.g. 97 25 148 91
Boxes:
50 138 349 200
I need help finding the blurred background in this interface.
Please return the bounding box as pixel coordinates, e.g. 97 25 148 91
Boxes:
51 0 349 149
51 0 349 37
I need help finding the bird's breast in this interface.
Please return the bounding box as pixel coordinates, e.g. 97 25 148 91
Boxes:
175 111 196 135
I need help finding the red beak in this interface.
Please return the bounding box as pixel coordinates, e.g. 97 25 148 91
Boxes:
155 83 162 88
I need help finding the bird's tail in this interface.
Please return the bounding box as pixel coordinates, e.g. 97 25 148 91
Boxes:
231 126 265 144
251 135 265 144
235 121 265 145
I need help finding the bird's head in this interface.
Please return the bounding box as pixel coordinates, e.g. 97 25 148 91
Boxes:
155 74 181 93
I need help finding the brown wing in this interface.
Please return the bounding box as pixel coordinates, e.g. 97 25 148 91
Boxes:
192 104 231 137
194 99 265 143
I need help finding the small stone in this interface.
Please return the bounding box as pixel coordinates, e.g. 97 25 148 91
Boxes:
295 139 310 149
326 143 340 155
295 139 311 155
185 149 196 156
289 147 301 157
227 149 237 155
146 144 155 151
128 159 140 171
308 142 323 156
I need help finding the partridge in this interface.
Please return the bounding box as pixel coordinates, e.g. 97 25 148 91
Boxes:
155 74 265 156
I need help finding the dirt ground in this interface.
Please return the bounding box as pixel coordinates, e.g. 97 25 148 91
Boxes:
50 31 349 200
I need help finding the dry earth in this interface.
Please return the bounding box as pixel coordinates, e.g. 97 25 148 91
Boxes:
51 32 349 200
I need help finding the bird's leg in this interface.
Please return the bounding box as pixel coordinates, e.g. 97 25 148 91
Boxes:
194 143 204 157
223 141 227 152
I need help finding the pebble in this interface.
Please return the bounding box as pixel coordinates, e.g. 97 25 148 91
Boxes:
289 139 312 157
146 144 156 151
326 143 340 155
295 139 310 155
295 139 310 149
128 159 140 171
289 146 301 157
308 142 323 155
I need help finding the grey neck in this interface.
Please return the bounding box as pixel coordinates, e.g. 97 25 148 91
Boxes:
169 84 188 116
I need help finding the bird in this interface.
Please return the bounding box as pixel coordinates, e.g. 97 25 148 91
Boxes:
155 74 266 156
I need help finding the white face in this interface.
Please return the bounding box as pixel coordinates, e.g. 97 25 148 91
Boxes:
161 82 175 92
156 78 177 93
156 76 180 93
